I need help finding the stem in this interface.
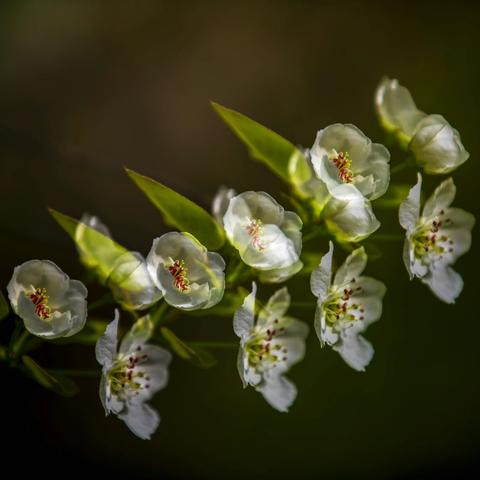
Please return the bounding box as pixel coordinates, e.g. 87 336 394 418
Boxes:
49 369 100 378
391 156 415 175
150 301 170 327
303 225 329 243
0 345 7 361
12 329 31 355
186 341 238 349
88 292 115 312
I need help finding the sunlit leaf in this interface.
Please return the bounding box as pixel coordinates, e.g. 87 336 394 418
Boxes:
211 102 311 187
125 169 225 250
22 355 80 397
0 290 9 320
49 209 129 283
160 327 217 368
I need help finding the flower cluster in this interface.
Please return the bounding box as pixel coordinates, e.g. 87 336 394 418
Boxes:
0 77 474 440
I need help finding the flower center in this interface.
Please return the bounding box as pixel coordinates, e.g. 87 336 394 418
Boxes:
246 218 266 251
412 210 454 261
329 150 353 183
245 321 288 369
107 347 151 397
28 287 51 320
168 259 190 292
323 283 364 327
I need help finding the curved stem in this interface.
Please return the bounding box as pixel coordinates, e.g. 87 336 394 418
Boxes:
391 156 415 175
88 292 115 312
12 329 31 355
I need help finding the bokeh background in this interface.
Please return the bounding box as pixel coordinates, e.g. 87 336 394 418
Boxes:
1 1 479 478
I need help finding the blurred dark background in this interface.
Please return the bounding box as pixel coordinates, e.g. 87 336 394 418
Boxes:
0 1 479 479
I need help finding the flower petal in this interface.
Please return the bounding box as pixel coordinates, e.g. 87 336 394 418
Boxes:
95 310 119 368
422 266 464 304
257 375 297 412
333 333 374 372
399 173 422 232
310 241 334 301
334 247 367 286
233 282 257 339
119 403 160 440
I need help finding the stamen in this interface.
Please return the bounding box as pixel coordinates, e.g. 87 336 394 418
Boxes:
330 150 353 183
28 287 51 320
246 218 266 251
168 259 190 292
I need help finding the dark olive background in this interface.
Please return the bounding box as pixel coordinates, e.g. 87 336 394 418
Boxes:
0 1 479 479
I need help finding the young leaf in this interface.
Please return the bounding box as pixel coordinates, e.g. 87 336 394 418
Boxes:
0 290 9 320
49 209 129 283
22 355 80 397
160 327 217 368
125 169 225 251
211 102 311 187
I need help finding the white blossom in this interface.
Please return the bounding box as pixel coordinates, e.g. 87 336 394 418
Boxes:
399 174 474 303
7 260 88 339
375 77 469 174
234 283 309 412
311 242 386 371
223 191 302 271
212 186 236 224
310 123 390 201
147 232 225 310
96 310 171 440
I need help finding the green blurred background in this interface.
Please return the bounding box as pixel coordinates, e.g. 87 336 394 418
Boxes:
0 1 479 478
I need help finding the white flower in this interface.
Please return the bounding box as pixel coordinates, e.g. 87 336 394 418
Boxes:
7 260 88 339
310 124 390 201
212 186 236 224
375 77 469 174
257 260 304 284
95 310 171 440
399 174 475 303
323 192 380 242
147 232 225 311
234 283 309 412
409 114 470 175
311 242 386 371
223 191 302 271
76 214 162 310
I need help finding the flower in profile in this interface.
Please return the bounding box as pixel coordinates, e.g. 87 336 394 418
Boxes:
212 186 236 224
399 174 474 303
147 232 225 310
311 242 386 371
223 191 302 271
234 283 308 412
76 214 162 310
96 310 171 440
310 123 390 201
7 260 88 339
375 77 469 174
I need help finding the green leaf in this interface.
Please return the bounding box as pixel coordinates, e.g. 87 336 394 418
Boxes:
0 290 9 321
211 102 311 187
373 184 411 209
52 319 108 345
160 327 217 368
22 355 80 397
125 168 225 251
49 209 129 283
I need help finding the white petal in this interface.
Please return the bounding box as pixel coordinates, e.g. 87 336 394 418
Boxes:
211 186 236 224
258 287 291 326
233 282 256 339
119 403 160 440
257 375 297 412
95 310 119 367
257 260 303 284
422 177 456 218
334 247 367 285
334 334 374 372
399 173 422 232
310 241 333 301
236 348 247 388
422 266 464 304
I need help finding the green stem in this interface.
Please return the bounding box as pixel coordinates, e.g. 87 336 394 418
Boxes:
150 301 170 327
12 329 31 355
186 341 238 349
303 225 329 243
391 156 415 175
0 345 7 361
88 292 115 312
49 369 100 378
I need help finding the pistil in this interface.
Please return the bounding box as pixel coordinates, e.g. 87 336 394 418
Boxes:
28 287 51 320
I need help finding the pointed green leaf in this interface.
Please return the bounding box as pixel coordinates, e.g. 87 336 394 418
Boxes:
0 290 9 320
49 209 130 283
160 327 217 368
22 355 80 397
125 169 225 250
211 102 311 187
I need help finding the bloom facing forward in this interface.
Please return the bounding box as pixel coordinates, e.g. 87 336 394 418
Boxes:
399 174 474 303
234 283 309 412
7 260 88 339
223 191 302 271
311 242 386 371
96 311 171 440
375 77 469 175
147 232 225 310
310 123 390 201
